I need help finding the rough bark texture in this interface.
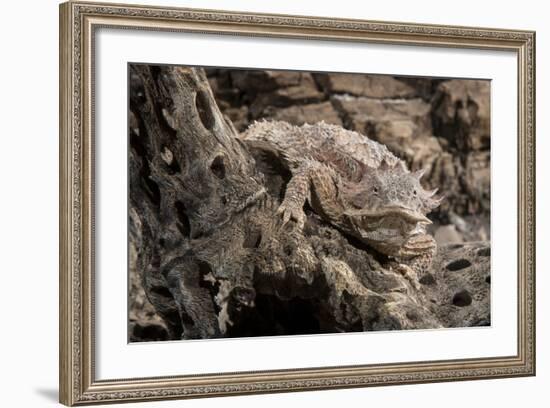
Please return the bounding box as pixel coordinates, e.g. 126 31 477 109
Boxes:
129 66 490 342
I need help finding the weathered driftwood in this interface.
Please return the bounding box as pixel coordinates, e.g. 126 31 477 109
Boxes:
129 65 490 341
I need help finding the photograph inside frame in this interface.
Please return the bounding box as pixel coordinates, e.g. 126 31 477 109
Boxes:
128 64 491 342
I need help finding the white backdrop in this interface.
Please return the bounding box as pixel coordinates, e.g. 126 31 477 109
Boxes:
0 0 546 407
96 28 517 379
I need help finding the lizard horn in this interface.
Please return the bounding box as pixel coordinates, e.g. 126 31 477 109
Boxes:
429 194 445 209
426 188 438 197
413 168 427 180
379 159 391 171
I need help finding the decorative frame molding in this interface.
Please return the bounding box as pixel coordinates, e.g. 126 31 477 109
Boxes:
59 1 536 405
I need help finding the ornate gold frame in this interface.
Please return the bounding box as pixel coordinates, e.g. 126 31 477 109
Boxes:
59 1 536 405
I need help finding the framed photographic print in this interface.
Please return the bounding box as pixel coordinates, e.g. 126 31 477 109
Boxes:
59 1 536 405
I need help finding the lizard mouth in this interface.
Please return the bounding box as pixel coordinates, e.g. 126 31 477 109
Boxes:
347 206 431 244
346 206 432 225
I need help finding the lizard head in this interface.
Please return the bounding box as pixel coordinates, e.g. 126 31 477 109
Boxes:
342 159 442 244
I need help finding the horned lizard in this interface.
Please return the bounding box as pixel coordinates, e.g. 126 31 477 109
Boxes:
241 120 443 286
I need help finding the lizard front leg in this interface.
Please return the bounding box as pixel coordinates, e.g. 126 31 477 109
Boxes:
277 160 339 230
277 167 309 229
394 233 437 289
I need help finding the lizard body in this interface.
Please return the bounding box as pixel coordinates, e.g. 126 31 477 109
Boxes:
241 120 442 284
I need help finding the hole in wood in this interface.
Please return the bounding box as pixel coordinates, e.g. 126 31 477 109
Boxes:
446 258 471 271
144 177 161 208
175 200 191 237
477 247 490 257
243 230 262 249
195 90 215 130
452 290 472 307
210 156 226 179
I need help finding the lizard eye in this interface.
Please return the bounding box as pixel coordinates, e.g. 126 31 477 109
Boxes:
351 192 368 209
373 187 378 194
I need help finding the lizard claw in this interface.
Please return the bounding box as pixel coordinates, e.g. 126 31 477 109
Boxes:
276 202 306 230
395 264 421 291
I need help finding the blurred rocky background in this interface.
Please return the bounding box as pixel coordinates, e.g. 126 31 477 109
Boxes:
206 69 491 246
129 68 490 342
